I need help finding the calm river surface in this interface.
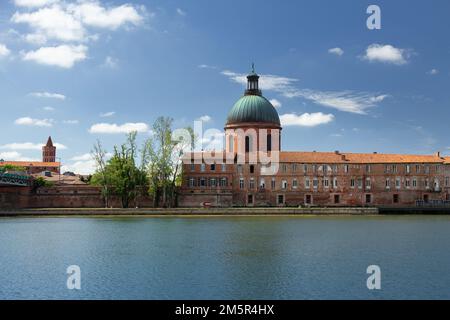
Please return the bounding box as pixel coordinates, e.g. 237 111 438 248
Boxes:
1 215 450 300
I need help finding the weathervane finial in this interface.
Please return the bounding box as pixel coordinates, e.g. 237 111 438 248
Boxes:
251 62 255 73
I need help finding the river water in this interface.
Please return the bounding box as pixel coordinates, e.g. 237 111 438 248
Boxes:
1 215 450 300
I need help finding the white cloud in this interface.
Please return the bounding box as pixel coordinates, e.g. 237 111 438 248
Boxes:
22 45 88 68
328 47 344 56
14 0 59 8
0 142 67 150
0 44 11 57
63 120 79 124
198 64 217 69
12 6 86 43
221 69 388 115
89 122 150 134
221 70 298 92
197 115 212 123
43 106 54 111
362 44 408 65
70 153 92 161
428 69 439 75
14 117 53 127
0 151 39 162
61 159 96 175
101 56 118 68
280 112 335 127
69 1 144 30
100 111 116 118
176 8 186 16
30 91 66 100
269 99 282 109
283 90 388 115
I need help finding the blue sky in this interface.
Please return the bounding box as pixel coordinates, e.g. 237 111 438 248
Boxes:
0 0 449 174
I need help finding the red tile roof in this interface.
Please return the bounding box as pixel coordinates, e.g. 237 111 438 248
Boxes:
280 151 445 164
0 161 60 167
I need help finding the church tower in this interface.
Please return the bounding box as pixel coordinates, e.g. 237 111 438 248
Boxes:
42 136 56 162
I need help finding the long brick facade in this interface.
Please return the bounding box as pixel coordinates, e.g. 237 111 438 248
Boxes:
179 69 450 208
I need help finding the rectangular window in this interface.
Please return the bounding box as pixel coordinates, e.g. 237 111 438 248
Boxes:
239 178 244 189
221 164 226 172
277 195 285 205
305 194 312 204
344 165 349 173
396 178 401 189
366 165 371 173
281 180 288 190
303 164 308 173
210 178 217 187
393 165 398 173
405 179 410 188
413 178 417 188
446 177 449 187
366 178 371 189
210 164 216 171
282 164 287 173
333 178 338 188
305 178 310 189
237 164 243 174
425 165 430 174
220 178 227 187
313 178 319 189
324 178 329 188
271 178 276 190
333 165 338 173
406 165 411 174
200 178 206 187
249 178 255 189
293 179 298 189
323 165 328 176
188 178 195 187
393 194 399 204
292 164 297 172
247 194 253 205
366 194 372 204
357 178 363 189
416 165 421 173
385 178 390 189
190 163 195 171
249 165 255 174
425 178 430 189
334 194 340 204
201 163 206 172
350 178 355 188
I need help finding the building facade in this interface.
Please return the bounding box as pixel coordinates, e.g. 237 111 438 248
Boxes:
180 68 450 207
0 136 60 174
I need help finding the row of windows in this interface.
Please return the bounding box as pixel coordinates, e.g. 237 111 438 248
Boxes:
237 176 446 191
191 163 227 172
187 177 228 188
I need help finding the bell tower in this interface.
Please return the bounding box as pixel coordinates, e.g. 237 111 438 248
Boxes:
42 136 56 162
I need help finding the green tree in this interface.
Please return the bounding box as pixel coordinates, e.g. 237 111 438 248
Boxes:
91 132 148 208
145 117 193 207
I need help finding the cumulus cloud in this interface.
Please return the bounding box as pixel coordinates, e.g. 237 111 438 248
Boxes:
89 122 150 134
69 1 144 30
12 5 86 43
0 142 67 150
269 99 282 109
428 69 439 75
362 44 408 65
221 69 388 114
328 47 344 56
0 151 39 162
280 112 335 127
62 152 113 175
43 106 54 111
14 0 59 8
14 117 54 127
0 44 11 57
30 91 66 100
22 45 88 68
197 115 212 123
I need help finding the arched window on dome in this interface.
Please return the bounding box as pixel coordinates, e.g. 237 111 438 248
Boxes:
228 135 234 153
267 134 272 152
245 136 251 153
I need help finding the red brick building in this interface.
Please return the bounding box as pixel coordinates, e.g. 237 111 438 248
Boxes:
179 68 450 208
0 136 60 174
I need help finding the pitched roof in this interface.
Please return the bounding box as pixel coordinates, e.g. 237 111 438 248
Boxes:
0 161 60 167
46 136 54 147
279 151 446 164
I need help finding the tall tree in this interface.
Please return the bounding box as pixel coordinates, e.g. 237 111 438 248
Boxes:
91 140 110 208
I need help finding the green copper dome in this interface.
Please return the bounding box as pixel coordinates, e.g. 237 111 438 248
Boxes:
226 95 280 126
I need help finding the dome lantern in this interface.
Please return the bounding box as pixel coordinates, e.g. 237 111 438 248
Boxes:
245 63 262 96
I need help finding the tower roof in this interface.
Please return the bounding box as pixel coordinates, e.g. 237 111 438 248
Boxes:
46 136 54 147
